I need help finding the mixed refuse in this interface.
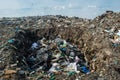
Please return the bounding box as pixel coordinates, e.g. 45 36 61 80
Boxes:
0 11 120 80
1 28 90 79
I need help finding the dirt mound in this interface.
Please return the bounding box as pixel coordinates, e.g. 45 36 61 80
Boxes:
0 11 120 80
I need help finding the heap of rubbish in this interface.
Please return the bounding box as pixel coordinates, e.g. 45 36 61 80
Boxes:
0 11 120 80
1 28 90 80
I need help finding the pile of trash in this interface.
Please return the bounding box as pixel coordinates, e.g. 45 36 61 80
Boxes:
0 11 120 80
1 28 90 80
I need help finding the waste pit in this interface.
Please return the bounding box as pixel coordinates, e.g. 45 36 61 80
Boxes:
1 28 90 80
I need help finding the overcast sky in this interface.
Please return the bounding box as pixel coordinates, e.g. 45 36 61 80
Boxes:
0 0 119 18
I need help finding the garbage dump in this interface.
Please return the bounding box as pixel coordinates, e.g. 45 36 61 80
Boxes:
0 11 120 80
3 28 90 79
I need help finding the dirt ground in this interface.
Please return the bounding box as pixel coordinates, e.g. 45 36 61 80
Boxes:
0 11 120 80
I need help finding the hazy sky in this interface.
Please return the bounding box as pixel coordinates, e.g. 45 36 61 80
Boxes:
0 0 119 18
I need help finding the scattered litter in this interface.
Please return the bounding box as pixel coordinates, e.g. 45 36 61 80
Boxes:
67 71 76 76
66 62 77 72
116 30 120 36
49 63 60 73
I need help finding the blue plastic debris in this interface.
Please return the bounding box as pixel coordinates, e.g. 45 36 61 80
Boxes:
113 43 119 47
60 47 67 52
15 26 20 32
31 42 39 50
8 39 14 44
80 66 90 74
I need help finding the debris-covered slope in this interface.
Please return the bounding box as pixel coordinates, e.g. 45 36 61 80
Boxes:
0 11 120 80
